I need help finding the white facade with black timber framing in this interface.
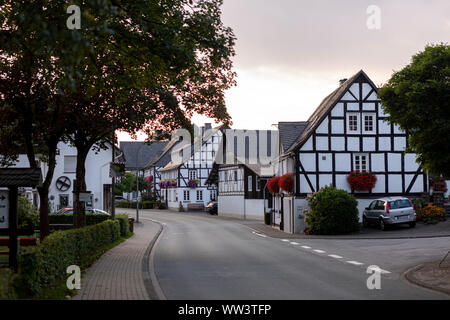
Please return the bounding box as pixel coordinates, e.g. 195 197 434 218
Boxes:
160 124 221 210
208 130 277 221
275 70 429 233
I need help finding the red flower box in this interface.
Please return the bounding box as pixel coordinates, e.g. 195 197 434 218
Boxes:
267 176 280 194
347 171 377 191
279 173 294 193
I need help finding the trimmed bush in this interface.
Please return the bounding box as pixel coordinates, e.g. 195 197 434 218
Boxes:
116 201 130 208
141 200 155 209
18 196 39 230
305 186 360 235
16 220 120 297
115 214 130 236
0 269 17 300
49 213 109 225
157 201 167 209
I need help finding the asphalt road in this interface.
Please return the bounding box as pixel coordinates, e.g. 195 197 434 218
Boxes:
139 210 449 300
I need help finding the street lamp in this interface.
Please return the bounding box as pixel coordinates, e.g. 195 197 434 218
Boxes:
134 142 147 223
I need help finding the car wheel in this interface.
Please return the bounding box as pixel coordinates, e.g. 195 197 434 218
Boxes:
409 222 416 228
363 216 369 228
379 218 387 231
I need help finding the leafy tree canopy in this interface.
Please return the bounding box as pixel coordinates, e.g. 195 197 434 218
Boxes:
378 44 450 177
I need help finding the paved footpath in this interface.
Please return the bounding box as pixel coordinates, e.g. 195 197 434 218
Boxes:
73 219 160 300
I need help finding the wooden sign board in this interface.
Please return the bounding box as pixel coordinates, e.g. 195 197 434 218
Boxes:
78 191 92 202
0 190 8 229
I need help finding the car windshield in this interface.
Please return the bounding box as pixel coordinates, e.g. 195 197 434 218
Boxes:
388 199 412 209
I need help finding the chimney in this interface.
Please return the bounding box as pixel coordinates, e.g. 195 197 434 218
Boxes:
339 78 347 85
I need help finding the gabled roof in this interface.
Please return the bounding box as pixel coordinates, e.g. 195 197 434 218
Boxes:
278 121 309 152
286 70 378 154
144 139 179 169
0 168 42 187
120 141 168 171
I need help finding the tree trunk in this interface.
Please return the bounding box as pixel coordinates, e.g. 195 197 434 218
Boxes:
36 147 57 241
74 148 89 228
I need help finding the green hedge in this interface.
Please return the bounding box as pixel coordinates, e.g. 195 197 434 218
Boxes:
16 219 121 297
116 201 156 209
0 269 17 300
305 185 360 235
49 213 109 225
115 214 130 236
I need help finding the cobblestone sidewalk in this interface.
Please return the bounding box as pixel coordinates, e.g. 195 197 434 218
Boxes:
73 219 160 300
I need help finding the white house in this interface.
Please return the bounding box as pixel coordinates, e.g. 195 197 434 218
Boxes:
206 129 278 221
274 70 429 233
159 123 222 210
7 141 121 213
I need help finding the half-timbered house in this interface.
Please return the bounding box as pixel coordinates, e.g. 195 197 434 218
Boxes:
274 70 429 233
207 130 278 220
159 124 222 210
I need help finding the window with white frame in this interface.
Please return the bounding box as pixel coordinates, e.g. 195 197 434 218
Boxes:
183 190 190 201
234 170 238 181
189 170 196 181
347 113 359 132
256 177 261 191
210 190 216 201
362 113 376 134
353 154 369 171
248 175 252 192
196 190 203 201
64 156 77 173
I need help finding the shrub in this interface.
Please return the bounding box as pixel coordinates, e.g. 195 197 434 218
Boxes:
431 177 448 192
304 186 360 235
0 269 17 300
417 204 446 224
157 201 167 209
115 214 130 236
411 198 428 210
18 196 39 230
141 200 155 209
116 201 130 208
49 213 109 225
16 220 121 298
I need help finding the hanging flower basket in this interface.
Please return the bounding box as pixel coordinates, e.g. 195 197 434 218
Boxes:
347 171 377 191
267 176 280 194
188 179 200 188
144 175 154 182
431 177 447 193
279 173 294 193
159 181 167 189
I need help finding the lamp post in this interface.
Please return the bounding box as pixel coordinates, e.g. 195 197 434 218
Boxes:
134 142 146 224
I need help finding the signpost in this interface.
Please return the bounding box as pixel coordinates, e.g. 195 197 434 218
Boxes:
0 190 8 229
0 168 42 272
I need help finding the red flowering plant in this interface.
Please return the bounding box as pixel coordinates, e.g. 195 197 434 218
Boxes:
431 177 448 193
267 176 280 194
279 173 294 193
347 171 377 191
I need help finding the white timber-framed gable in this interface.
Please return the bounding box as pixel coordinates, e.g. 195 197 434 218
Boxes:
287 70 427 198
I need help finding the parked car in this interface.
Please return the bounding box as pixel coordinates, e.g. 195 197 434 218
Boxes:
55 207 110 216
205 201 218 215
363 197 416 231
115 196 125 202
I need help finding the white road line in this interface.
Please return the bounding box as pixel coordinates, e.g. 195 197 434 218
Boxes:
346 261 364 266
281 239 290 242
367 266 391 274
328 254 343 259
290 242 299 245
251 231 267 238
313 249 326 254
301 246 311 249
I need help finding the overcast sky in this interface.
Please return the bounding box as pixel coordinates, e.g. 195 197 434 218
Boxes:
119 0 449 141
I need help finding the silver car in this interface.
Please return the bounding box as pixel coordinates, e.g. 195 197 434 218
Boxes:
363 197 416 231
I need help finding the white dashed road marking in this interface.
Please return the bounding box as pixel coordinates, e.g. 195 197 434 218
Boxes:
328 254 343 259
301 246 311 249
313 249 326 254
346 261 364 266
290 242 299 245
281 239 290 242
